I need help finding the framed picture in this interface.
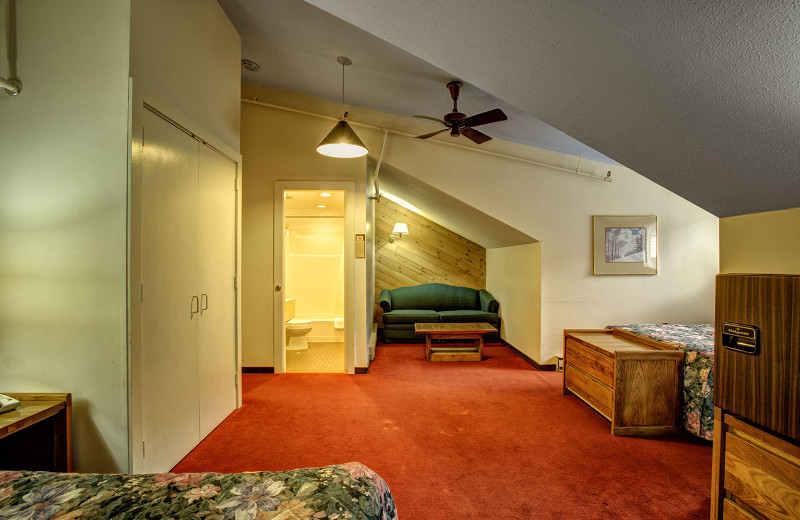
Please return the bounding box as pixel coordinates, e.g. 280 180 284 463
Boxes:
593 215 657 275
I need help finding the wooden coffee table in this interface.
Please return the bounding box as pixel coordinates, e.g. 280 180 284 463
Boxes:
414 322 498 361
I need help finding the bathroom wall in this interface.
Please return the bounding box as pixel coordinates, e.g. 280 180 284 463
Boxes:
285 217 345 341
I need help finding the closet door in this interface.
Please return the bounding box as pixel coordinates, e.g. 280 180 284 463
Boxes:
139 110 200 471
196 145 237 438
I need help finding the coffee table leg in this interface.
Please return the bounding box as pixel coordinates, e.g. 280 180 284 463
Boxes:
426 334 432 361
477 335 484 361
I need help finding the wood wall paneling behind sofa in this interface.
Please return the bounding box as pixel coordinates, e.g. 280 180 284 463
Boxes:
375 198 486 321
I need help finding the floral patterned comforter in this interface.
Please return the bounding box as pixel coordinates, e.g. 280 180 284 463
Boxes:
609 324 714 441
0 462 397 520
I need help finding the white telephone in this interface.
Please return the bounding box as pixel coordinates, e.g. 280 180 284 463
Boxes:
0 394 21 414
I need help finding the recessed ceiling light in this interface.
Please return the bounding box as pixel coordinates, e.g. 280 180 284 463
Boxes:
317 204 327 208
320 192 332 197
242 59 260 72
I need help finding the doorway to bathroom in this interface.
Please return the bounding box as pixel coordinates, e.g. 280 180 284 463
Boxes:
274 182 355 374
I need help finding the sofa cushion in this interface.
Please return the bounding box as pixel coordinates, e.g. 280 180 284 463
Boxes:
438 310 499 325
389 283 479 311
382 309 440 324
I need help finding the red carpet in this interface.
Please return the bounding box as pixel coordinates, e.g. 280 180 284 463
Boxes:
173 344 712 519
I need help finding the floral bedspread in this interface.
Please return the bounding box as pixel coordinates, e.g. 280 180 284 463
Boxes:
0 462 397 520
609 324 715 441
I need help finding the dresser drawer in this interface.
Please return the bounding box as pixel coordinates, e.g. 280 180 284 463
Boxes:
565 338 614 387
724 432 800 520
722 499 758 520
564 364 613 419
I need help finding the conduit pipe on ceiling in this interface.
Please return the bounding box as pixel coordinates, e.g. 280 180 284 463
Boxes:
370 129 389 201
2 1 21 96
1 76 21 95
242 98 612 182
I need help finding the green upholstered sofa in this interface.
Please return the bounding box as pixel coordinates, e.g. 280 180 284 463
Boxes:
379 283 500 343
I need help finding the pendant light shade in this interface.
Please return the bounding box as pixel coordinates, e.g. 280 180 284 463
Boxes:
317 56 368 158
316 118 368 158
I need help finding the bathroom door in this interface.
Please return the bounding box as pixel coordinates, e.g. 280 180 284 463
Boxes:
273 181 356 374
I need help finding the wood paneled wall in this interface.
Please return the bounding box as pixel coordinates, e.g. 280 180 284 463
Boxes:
375 198 486 320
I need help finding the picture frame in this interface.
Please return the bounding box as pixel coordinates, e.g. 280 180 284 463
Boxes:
593 215 657 275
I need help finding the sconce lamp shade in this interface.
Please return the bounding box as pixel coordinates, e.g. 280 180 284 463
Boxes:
392 223 409 236
317 120 369 158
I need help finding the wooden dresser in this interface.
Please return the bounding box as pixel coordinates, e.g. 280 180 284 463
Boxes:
562 329 684 436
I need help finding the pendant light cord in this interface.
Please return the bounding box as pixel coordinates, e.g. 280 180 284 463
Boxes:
341 60 346 119
337 56 352 120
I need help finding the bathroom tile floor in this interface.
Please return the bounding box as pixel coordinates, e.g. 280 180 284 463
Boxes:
286 342 346 373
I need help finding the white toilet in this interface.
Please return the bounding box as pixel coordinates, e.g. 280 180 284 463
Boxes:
285 298 312 351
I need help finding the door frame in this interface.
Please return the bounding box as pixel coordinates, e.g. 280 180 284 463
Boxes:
273 180 355 374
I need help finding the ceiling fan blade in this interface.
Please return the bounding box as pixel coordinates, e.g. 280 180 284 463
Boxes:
461 127 492 144
415 128 450 139
463 108 507 128
413 115 447 124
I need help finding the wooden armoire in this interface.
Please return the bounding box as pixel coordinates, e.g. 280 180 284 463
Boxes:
710 274 800 520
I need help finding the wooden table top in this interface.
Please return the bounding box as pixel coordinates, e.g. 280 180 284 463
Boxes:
414 322 498 334
0 393 70 439
565 329 681 355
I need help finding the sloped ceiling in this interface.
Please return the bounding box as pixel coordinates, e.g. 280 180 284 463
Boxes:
373 159 537 249
222 0 800 217
219 0 613 163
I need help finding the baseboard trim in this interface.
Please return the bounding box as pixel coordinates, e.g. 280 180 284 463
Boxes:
355 366 369 374
242 367 274 374
500 340 557 371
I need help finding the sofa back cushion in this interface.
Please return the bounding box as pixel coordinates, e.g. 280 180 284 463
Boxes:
389 283 479 311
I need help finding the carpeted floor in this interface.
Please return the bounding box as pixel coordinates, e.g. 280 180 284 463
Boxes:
173 343 712 519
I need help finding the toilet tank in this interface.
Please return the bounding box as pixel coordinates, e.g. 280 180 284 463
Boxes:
284 298 296 321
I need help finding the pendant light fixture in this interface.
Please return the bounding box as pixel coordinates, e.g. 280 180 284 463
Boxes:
316 56 368 158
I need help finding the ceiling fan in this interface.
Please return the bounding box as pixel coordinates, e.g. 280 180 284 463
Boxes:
414 81 507 144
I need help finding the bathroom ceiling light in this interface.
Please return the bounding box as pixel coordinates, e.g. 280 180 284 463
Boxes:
316 57 368 158
389 222 409 243
320 192 332 197
317 204 327 208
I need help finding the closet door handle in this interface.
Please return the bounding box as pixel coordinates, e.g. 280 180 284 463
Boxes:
191 295 199 319
200 293 208 314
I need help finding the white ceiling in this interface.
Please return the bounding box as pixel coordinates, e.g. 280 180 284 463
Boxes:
220 0 800 218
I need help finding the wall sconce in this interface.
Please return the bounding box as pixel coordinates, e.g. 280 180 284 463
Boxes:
389 223 409 243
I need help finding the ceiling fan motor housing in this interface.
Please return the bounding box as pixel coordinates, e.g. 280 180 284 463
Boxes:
413 80 506 144
446 80 462 104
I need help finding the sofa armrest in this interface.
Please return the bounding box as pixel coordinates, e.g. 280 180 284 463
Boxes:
479 289 499 313
379 289 392 312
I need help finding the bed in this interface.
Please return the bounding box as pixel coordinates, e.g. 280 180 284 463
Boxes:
608 324 714 441
0 462 398 520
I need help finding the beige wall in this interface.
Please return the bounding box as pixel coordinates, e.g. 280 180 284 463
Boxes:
487 244 542 362
720 207 800 274
241 101 372 368
0 0 131 472
130 0 241 152
380 136 719 364
0 0 240 472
